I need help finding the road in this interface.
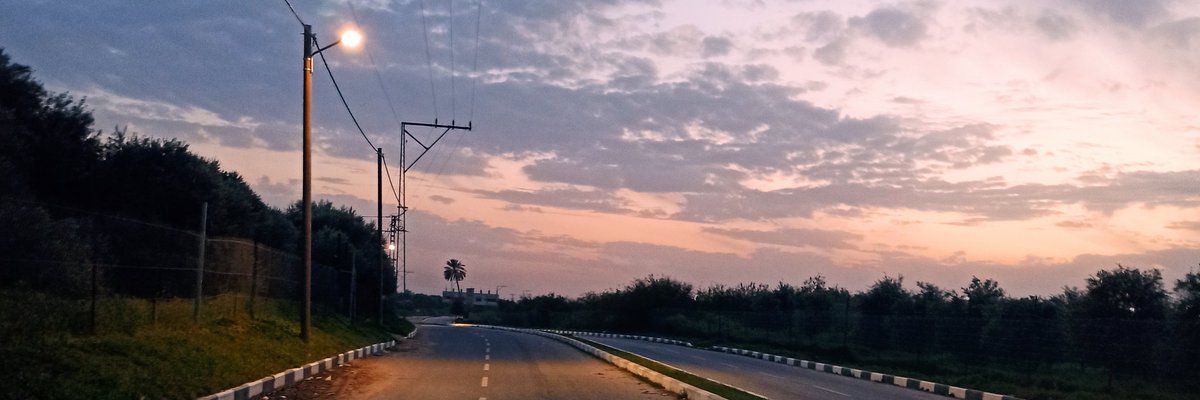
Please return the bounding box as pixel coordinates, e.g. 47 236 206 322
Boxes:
306 322 671 399
587 336 947 400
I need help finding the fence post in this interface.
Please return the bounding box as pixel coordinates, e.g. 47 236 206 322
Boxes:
350 252 357 322
90 217 98 335
193 202 207 322
843 291 851 346
249 237 258 320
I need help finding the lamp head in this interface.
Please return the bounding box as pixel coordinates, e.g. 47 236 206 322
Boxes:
340 30 362 48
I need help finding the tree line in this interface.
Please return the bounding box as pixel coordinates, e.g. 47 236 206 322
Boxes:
488 266 1199 392
0 48 394 319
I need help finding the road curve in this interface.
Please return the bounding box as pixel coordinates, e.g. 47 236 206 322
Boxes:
337 324 670 399
587 336 948 400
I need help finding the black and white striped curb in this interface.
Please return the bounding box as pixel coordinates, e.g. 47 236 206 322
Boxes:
546 330 694 347
198 340 396 400
405 325 419 339
474 325 728 400
711 346 1022 400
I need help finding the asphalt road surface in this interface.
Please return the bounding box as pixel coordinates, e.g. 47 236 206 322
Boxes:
310 324 672 399
587 336 948 400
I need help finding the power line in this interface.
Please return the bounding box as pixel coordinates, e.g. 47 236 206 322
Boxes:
470 0 482 122
419 0 439 120
346 1 404 131
313 37 377 152
282 0 306 26
381 154 401 203
449 0 456 121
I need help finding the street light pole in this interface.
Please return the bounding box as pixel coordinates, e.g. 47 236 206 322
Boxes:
377 147 384 324
301 23 314 343
300 24 360 342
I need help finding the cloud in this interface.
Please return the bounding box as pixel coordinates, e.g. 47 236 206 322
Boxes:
10 0 1200 299
1151 17 1200 48
701 36 734 58
704 227 862 249
316 176 351 186
1035 10 1078 40
1074 0 1168 28
853 7 928 47
255 175 298 209
477 188 632 214
813 36 849 65
1167 221 1200 231
1056 220 1093 229
394 206 1200 297
793 11 844 42
428 194 456 204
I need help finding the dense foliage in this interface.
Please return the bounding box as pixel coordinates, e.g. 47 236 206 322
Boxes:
485 268 1200 398
0 48 394 318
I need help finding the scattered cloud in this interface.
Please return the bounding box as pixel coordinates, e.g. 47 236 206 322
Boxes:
704 227 862 249
7 0 1200 296
701 36 734 58
428 195 456 205
852 7 928 47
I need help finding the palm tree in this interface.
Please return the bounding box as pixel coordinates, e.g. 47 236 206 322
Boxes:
443 259 467 294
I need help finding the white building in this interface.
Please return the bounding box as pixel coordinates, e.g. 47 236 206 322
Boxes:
443 287 499 307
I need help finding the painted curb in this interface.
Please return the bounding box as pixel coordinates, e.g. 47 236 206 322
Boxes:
405 324 419 339
546 329 694 348
198 340 396 400
710 346 1023 400
476 325 729 400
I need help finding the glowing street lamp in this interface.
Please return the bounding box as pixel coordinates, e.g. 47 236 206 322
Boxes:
340 30 362 48
300 24 361 342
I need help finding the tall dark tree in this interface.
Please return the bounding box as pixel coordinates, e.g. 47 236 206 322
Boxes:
1070 265 1168 386
956 276 1006 359
0 48 97 205
0 48 95 293
444 259 466 293
612 275 693 332
983 296 1065 371
286 200 393 316
1172 270 1200 376
857 275 910 350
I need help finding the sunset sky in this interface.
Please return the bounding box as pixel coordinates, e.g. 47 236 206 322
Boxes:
3 0 1198 297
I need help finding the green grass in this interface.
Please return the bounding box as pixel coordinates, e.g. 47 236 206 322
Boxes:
570 335 765 400
0 288 408 400
674 334 1194 400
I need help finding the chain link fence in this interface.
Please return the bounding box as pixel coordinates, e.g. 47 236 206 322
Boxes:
0 198 361 342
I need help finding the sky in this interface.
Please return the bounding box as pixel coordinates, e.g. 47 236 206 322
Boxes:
3 0 1199 298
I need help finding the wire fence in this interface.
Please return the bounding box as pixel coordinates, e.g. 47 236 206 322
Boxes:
0 198 361 341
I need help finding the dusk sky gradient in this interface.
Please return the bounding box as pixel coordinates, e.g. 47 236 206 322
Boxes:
3 0 1198 297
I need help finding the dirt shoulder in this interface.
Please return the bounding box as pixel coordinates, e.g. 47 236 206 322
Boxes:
259 336 422 400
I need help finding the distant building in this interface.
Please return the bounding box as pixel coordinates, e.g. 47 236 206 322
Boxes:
443 287 499 307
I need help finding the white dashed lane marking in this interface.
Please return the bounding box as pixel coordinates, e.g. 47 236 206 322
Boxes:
812 384 851 397
482 377 489 387
484 363 490 371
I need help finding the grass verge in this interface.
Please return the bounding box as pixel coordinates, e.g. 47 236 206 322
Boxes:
569 334 764 400
0 288 409 400
676 334 1187 400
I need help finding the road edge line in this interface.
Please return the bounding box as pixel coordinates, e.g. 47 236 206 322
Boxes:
475 325 731 400
546 329 695 348
573 334 771 400
709 346 1022 400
